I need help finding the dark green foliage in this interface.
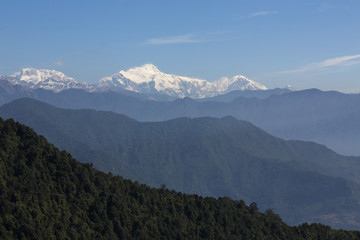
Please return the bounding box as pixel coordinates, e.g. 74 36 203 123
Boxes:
0 118 360 239
1 98 360 229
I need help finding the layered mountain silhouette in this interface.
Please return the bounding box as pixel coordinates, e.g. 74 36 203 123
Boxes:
0 80 358 155
1 98 360 229
3 118 360 239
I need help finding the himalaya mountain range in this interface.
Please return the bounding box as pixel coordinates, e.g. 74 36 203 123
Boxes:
1 65 360 156
1 64 267 98
1 69 359 156
2 64 360 230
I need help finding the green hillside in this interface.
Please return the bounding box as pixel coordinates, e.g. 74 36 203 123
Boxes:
1 118 360 239
1 98 360 229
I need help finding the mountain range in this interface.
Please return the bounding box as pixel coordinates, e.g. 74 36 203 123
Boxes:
3 118 360 239
0 82 357 155
2 65 360 228
1 98 360 229
0 64 267 98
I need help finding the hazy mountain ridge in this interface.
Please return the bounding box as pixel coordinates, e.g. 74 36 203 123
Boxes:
0 80 358 155
198 88 292 102
2 98 360 229
2 118 360 239
1 75 359 156
1 64 267 98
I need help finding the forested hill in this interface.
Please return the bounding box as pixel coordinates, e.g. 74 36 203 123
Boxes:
2 98 360 229
0 118 359 239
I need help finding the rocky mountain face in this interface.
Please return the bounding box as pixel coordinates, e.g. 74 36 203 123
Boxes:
1 64 267 98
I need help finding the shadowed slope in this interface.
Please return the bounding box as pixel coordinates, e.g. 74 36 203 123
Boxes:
1 118 360 239
1 98 360 228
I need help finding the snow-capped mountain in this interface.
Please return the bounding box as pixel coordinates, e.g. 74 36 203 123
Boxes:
5 68 93 92
2 64 267 98
99 64 217 98
214 75 267 92
100 64 267 98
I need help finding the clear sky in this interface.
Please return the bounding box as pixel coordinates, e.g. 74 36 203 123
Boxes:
1 0 359 92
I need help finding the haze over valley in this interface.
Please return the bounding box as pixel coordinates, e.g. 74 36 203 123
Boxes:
1 0 360 238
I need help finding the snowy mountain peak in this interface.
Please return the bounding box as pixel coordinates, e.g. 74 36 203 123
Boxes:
7 68 90 92
116 64 163 84
3 65 268 98
132 63 161 73
100 64 267 98
12 68 77 84
215 75 267 92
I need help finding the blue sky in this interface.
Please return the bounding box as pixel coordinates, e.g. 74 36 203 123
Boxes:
1 0 359 92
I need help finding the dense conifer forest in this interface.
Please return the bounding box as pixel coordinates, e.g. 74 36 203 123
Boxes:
2 98 360 229
1 118 360 239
